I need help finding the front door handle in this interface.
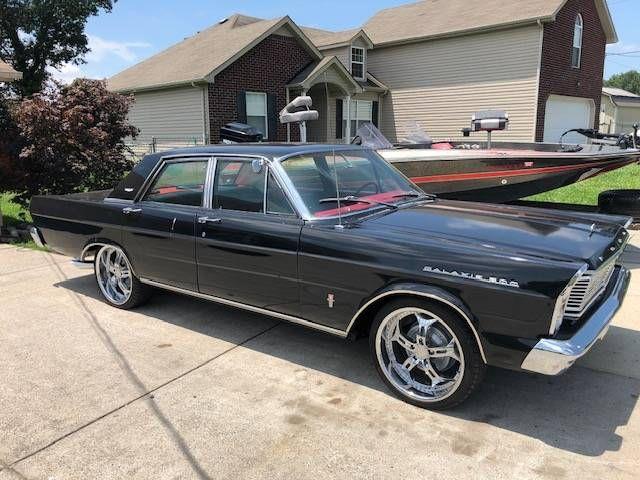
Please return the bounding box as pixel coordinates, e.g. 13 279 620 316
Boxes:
197 216 222 225
122 207 143 215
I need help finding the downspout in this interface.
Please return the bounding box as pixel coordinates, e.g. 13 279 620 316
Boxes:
532 19 544 142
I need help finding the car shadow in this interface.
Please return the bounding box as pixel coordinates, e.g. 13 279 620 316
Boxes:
55 274 639 458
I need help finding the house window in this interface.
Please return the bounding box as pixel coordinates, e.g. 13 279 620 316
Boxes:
572 14 583 68
246 92 268 139
343 100 373 138
351 46 365 80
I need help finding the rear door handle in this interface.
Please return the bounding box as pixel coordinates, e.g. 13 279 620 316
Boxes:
197 216 222 225
122 207 143 215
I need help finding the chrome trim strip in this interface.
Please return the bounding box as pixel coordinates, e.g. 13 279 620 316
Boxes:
139 278 348 338
624 218 633 229
549 263 588 335
344 289 487 363
521 266 630 375
81 242 108 261
203 157 217 210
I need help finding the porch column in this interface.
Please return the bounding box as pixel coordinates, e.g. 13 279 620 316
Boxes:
345 95 352 145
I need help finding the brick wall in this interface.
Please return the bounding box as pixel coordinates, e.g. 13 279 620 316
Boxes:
535 0 606 141
208 34 314 142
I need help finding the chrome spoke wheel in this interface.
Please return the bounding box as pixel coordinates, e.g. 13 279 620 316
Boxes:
96 246 133 306
375 307 465 402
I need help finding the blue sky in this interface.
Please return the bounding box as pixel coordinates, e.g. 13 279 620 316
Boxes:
53 0 640 82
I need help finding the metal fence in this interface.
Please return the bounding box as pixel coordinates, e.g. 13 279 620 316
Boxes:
124 136 210 161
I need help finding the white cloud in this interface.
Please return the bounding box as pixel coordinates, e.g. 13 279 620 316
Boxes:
607 42 640 54
47 35 151 84
85 35 151 63
48 63 85 84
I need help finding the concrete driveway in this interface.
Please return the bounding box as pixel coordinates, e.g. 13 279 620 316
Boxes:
1 240 639 480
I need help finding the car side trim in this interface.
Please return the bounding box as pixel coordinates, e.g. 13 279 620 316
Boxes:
81 242 109 261
345 288 487 363
139 278 349 338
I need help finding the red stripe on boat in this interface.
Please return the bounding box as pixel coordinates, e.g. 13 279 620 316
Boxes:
409 160 615 184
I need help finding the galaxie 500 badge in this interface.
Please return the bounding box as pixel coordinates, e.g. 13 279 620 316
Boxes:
423 265 520 288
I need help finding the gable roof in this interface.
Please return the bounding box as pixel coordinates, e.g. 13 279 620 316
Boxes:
302 27 374 49
108 14 321 92
364 0 617 47
287 55 363 93
0 59 22 81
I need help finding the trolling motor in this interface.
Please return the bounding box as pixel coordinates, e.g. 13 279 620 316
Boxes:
560 125 640 149
279 96 319 142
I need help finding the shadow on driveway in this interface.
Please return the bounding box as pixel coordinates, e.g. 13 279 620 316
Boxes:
56 273 640 458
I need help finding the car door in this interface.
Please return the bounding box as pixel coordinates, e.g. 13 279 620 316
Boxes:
122 156 211 291
196 156 303 316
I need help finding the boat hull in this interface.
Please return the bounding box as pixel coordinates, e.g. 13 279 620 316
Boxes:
381 145 640 203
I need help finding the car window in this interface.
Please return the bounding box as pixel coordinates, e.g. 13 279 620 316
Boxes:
280 150 422 218
143 160 208 206
266 172 295 215
213 159 265 213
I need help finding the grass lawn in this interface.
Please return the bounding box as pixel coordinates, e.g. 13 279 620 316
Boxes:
526 164 640 205
0 192 46 250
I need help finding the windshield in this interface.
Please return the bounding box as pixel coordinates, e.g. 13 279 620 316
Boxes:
280 149 425 219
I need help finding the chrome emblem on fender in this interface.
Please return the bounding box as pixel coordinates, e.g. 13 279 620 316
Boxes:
422 266 520 288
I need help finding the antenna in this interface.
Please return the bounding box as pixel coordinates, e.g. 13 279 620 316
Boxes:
324 72 343 229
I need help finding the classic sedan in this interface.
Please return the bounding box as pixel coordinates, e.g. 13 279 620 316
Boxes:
30 144 631 409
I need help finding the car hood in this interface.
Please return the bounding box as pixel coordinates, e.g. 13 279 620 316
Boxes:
365 200 630 268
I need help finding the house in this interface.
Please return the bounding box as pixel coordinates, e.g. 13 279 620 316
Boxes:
0 59 22 82
600 87 640 134
108 0 617 147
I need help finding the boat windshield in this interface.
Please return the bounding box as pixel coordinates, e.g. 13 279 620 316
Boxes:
280 149 427 219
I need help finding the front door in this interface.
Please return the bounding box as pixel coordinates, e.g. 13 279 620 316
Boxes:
122 157 210 290
196 157 302 316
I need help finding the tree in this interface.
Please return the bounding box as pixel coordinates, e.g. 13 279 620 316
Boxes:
5 79 138 204
604 70 640 96
0 0 115 97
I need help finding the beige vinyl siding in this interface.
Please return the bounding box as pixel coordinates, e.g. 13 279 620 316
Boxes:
600 96 640 134
367 26 541 142
599 95 617 133
322 46 350 70
128 86 206 141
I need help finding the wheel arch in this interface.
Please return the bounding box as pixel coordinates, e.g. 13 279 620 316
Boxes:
346 283 487 363
81 240 139 277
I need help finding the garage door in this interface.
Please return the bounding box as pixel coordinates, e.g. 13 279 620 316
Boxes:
543 95 594 143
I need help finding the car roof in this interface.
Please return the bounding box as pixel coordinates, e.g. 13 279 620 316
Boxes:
145 143 365 161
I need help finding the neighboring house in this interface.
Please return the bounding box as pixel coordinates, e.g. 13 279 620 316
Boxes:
108 0 617 146
0 59 22 82
600 87 640 134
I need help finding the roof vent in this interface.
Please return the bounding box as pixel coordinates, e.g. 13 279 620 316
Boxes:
218 17 229 24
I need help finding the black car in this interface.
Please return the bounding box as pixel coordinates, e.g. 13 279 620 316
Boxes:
30 144 632 409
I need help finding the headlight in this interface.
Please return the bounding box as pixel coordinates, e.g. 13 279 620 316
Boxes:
549 264 588 336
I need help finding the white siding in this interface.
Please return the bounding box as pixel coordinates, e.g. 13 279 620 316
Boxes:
367 26 542 142
322 46 350 71
128 86 206 141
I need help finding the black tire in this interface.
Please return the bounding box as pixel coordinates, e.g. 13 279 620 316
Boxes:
598 189 640 218
94 245 152 309
369 298 485 410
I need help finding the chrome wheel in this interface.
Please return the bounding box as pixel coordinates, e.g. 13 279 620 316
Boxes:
96 246 133 306
375 307 465 403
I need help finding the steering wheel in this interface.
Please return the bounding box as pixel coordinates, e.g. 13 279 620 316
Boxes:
354 182 379 197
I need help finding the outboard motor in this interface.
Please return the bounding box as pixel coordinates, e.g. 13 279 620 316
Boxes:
220 122 263 143
468 110 509 148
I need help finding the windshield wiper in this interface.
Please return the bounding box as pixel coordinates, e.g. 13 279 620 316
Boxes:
318 195 398 209
391 191 437 200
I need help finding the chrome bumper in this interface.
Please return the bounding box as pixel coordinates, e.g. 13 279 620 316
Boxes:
521 266 630 375
29 226 46 248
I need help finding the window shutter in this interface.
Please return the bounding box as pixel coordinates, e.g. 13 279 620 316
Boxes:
335 99 344 139
237 91 247 123
372 101 379 128
267 93 277 141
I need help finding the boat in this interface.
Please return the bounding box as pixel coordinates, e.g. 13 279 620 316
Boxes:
356 120 640 204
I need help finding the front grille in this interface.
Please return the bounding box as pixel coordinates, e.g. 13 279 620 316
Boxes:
564 261 617 318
